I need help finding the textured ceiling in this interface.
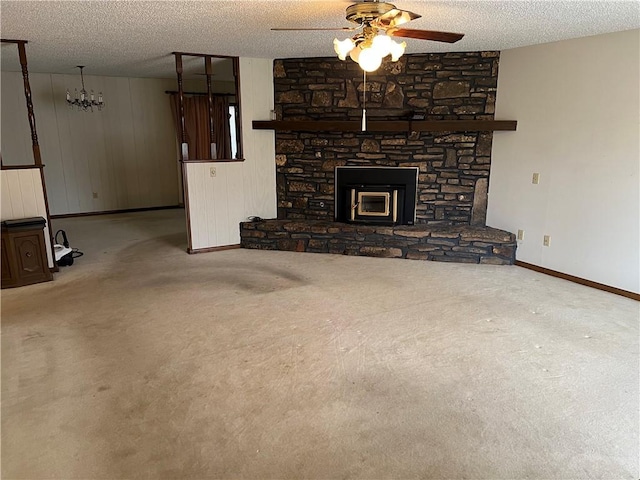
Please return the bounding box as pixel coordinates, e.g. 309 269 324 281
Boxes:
1 0 639 78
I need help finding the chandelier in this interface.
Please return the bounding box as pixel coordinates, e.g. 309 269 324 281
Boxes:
334 26 406 72
66 66 104 111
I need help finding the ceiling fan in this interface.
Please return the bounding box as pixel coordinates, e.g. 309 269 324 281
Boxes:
272 1 464 71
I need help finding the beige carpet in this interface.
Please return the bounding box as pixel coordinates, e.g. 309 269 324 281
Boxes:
2 209 638 479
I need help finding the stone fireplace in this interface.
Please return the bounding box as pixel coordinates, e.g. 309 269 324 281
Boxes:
335 166 418 225
240 51 517 265
271 52 501 227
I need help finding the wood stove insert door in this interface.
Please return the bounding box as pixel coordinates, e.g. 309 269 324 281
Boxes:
335 167 418 226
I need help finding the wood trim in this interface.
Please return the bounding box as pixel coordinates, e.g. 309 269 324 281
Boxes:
165 90 235 97
252 119 517 132
38 165 57 271
50 205 183 219
1 164 44 170
233 57 244 160
187 244 241 254
1 39 29 44
171 51 236 59
515 260 640 301
181 158 245 163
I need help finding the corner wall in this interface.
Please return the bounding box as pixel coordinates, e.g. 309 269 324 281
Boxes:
487 29 640 293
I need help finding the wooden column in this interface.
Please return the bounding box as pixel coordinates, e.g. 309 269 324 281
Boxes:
15 40 42 166
1 39 57 271
204 55 216 159
173 53 188 161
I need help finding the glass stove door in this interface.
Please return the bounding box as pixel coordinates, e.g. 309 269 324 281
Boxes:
357 192 390 216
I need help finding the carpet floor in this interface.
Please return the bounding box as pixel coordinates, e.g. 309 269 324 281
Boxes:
2 209 638 479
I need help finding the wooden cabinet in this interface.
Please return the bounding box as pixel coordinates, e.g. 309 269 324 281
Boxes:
1 217 53 289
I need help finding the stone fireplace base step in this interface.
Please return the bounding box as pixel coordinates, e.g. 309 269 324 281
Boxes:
240 220 516 265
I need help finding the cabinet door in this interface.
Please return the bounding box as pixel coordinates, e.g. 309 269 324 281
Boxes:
14 232 51 285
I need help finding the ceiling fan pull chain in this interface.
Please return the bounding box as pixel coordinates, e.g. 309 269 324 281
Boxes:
362 70 367 132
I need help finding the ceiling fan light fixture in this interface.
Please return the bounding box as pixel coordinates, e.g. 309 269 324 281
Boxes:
371 33 392 57
277 1 464 72
357 47 383 72
389 40 406 61
333 37 355 61
349 44 362 63
335 31 406 72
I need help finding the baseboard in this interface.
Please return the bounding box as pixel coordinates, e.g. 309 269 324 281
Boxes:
515 261 639 301
188 244 241 254
51 205 183 219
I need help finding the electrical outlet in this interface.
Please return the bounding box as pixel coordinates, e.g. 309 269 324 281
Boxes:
532 173 540 184
92 192 98 199
543 235 551 247
210 167 217 177
517 229 524 241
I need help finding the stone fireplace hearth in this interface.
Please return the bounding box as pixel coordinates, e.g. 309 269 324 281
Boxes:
240 220 516 265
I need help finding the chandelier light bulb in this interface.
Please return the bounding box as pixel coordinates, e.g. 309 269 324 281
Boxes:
358 47 383 72
389 40 407 62
333 38 355 61
372 34 392 58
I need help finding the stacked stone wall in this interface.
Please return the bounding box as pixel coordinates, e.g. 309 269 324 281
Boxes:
273 51 499 225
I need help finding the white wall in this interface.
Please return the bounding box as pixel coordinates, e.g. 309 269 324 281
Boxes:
488 29 640 293
1 72 180 215
1 169 54 268
185 57 276 250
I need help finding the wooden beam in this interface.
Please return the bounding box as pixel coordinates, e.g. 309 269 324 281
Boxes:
410 120 517 132
171 51 235 59
1 39 28 44
1 164 45 170
252 120 517 132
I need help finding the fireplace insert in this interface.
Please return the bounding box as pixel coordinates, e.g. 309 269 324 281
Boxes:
335 167 418 225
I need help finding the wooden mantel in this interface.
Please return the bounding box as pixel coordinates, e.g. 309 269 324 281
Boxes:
252 119 517 133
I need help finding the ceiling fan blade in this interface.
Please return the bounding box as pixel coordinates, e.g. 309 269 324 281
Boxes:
271 27 359 32
371 8 421 29
387 28 464 43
